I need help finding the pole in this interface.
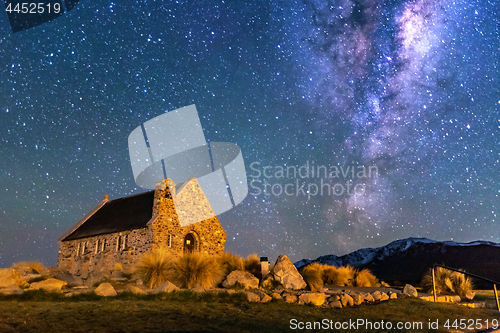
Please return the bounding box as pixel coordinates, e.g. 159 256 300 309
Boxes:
432 266 437 303
494 284 500 313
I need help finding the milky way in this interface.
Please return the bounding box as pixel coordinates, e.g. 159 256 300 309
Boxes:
0 0 498 266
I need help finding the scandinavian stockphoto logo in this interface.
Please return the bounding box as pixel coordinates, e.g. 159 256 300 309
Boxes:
128 105 248 226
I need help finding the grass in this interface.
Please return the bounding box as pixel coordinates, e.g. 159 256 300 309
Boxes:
306 264 379 288
11 261 44 274
0 292 498 332
175 252 223 289
421 267 474 299
299 263 324 291
135 249 176 289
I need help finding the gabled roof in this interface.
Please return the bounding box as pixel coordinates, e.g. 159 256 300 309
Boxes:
61 190 155 241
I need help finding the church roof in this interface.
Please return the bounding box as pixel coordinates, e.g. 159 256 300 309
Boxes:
61 190 155 241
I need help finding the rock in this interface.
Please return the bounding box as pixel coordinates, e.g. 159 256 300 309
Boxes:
271 292 281 299
125 285 146 294
95 282 117 296
340 293 354 307
272 255 307 290
260 294 272 303
388 291 398 299
403 284 418 297
245 291 261 302
351 293 364 305
29 278 67 292
283 294 297 303
371 291 382 301
154 281 180 293
380 281 390 287
464 291 475 300
0 268 26 288
0 285 24 295
329 300 343 308
298 292 326 306
360 292 374 302
45 268 83 286
380 292 390 301
64 286 91 296
110 270 128 281
222 271 259 289
261 275 275 289
190 286 206 293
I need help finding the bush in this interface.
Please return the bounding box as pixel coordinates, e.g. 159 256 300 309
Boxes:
244 254 261 279
12 261 44 275
218 252 245 278
175 252 223 289
421 267 474 299
300 263 324 291
136 249 176 289
354 268 379 287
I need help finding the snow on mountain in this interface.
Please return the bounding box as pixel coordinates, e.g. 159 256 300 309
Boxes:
294 237 500 269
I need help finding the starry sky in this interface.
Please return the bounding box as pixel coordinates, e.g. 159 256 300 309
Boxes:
0 0 498 267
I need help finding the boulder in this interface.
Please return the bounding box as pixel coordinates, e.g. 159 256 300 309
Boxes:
403 284 418 297
45 267 83 286
380 292 390 301
371 291 382 301
261 294 272 303
271 292 281 299
154 281 180 293
245 291 261 302
464 291 475 300
283 294 297 303
0 269 26 288
222 271 259 289
261 275 275 289
339 293 354 307
329 300 343 308
388 291 398 299
125 285 146 295
29 278 67 292
351 293 364 306
0 285 24 295
298 292 326 306
361 292 375 302
272 255 307 290
110 270 127 281
95 282 117 296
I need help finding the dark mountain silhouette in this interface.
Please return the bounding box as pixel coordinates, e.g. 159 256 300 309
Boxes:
295 238 500 288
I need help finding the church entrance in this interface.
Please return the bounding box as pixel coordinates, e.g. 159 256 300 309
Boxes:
184 233 196 254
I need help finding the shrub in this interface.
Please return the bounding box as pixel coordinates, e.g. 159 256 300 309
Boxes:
354 268 379 287
218 252 245 278
175 252 223 289
300 263 324 291
12 261 44 274
243 254 261 279
136 249 176 289
322 265 339 285
335 266 356 287
421 267 474 298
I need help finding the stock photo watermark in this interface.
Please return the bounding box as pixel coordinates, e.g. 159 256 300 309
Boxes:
248 160 379 200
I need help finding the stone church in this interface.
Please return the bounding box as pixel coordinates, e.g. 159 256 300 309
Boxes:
57 178 226 281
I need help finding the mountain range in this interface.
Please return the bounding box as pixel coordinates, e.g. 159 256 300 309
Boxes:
294 238 500 287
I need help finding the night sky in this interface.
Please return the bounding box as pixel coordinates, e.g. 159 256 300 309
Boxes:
0 0 498 267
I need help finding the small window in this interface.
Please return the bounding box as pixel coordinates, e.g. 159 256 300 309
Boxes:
82 242 86 254
116 236 121 251
101 239 106 252
95 239 99 254
122 234 127 250
76 243 80 256
168 234 172 248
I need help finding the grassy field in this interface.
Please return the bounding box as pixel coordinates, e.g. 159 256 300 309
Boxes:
0 291 499 332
